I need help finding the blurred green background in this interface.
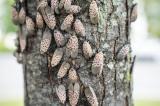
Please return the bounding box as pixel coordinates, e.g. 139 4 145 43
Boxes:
144 0 160 37
0 0 17 52
0 0 160 106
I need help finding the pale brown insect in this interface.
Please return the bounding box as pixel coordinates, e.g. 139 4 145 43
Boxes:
74 19 85 37
19 7 26 24
89 0 99 24
68 68 78 82
67 5 81 14
92 51 104 75
61 14 74 31
131 4 138 22
66 35 78 58
40 28 52 54
41 6 56 30
37 0 48 10
11 7 19 25
51 0 59 12
54 30 65 47
36 12 44 29
56 84 66 104
18 32 26 52
51 48 63 67
84 86 98 106
64 0 72 11
83 41 93 59
26 16 35 34
57 62 70 78
116 44 130 60
68 82 80 106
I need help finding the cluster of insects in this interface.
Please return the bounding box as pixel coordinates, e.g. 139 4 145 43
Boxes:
12 0 137 105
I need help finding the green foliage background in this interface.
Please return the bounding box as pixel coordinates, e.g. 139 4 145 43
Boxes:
1 0 17 34
143 0 160 37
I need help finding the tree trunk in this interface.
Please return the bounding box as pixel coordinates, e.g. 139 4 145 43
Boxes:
13 0 136 106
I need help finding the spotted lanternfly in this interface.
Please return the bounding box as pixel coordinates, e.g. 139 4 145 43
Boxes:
19 7 26 24
116 44 130 60
59 0 65 9
51 0 58 12
64 0 72 11
66 35 78 58
41 6 56 30
57 62 70 78
61 14 74 31
21 25 28 37
51 48 63 67
26 16 35 34
36 12 44 29
18 32 26 52
92 51 104 75
74 19 85 37
54 30 65 47
83 41 93 59
85 86 98 106
11 7 19 25
40 28 52 54
89 0 99 24
68 68 78 82
68 82 80 106
37 0 48 10
56 84 66 104
67 5 81 14
130 4 138 22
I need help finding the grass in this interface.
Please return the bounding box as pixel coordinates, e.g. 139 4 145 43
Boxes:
0 100 23 106
0 100 160 106
135 100 160 106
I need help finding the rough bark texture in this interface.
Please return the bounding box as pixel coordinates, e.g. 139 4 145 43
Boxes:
13 0 135 105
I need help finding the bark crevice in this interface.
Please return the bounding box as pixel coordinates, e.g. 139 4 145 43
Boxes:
101 70 106 106
125 0 130 40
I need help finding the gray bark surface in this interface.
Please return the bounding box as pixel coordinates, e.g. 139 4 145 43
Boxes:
14 0 135 106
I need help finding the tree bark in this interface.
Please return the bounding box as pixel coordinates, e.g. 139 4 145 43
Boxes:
13 0 135 106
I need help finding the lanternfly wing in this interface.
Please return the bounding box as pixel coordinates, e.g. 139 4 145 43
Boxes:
92 52 104 75
40 28 52 54
68 82 80 106
66 35 78 58
85 86 98 106
89 0 99 24
61 14 74 31
56 84 66 104
83 41 93 59
54 30 65 47
41 6 56 30
130 4 138 22
57 62 70 78
68 68 78 82
19 7 26 24
51 48 63 67
74 19 85 37
116 44 130 60
26 16 35 34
